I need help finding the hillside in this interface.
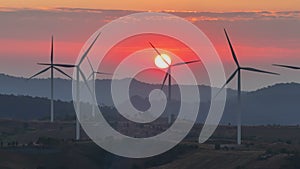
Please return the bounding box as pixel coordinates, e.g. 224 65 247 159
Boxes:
1 74 300 125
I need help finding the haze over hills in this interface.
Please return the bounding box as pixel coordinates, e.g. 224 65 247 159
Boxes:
0 73 237 105
0 74 300 125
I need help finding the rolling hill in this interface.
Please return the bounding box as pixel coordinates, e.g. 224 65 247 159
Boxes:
0 74 300 125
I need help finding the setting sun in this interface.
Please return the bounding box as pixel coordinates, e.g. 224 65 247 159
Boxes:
155 54 171 69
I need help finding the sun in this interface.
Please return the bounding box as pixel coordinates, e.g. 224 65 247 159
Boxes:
155 54 171 69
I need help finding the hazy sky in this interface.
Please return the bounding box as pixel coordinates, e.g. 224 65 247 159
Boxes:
0 2 300 90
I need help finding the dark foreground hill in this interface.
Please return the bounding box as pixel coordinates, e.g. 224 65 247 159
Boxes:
0 94 74 120
0 119 300 169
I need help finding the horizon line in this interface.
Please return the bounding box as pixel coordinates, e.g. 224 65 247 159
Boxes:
0 72 299 92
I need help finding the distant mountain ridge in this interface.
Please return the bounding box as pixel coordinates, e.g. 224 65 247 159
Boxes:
0 73 236 105
1 73 300 125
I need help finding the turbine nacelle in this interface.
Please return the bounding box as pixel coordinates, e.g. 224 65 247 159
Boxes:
86 57 113 80
216 29 280 97
149 42 200 90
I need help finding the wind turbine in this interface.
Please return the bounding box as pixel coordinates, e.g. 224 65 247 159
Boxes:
40 33 101 140
149 42 200 124
28 36 72 123
86 57 113 117
217 29 279 145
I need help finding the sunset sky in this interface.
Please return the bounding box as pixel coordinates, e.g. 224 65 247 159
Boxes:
2 0 300 11
0 1 300 90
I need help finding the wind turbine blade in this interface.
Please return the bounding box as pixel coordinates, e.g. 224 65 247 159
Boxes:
172 60 201 67
95 72 113 75
224 29 240 67
78 68 94 97
53 67 72 79
273 64 300 70
161 70 169 90
242 67 279 75
51 36 54 64
87 57 94 72
28 67 51 80
149 42 170 66
38 63 52 66
38 63 76 68
53 64 76 68
149 42 162 56
215 69 238 97
78 32 101 65
87 72 94 80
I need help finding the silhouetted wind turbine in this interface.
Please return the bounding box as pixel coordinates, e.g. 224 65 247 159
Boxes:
217 29 279 145
87 57 113 117
149 42 200 124
28 36 72 123
40 33 100 140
